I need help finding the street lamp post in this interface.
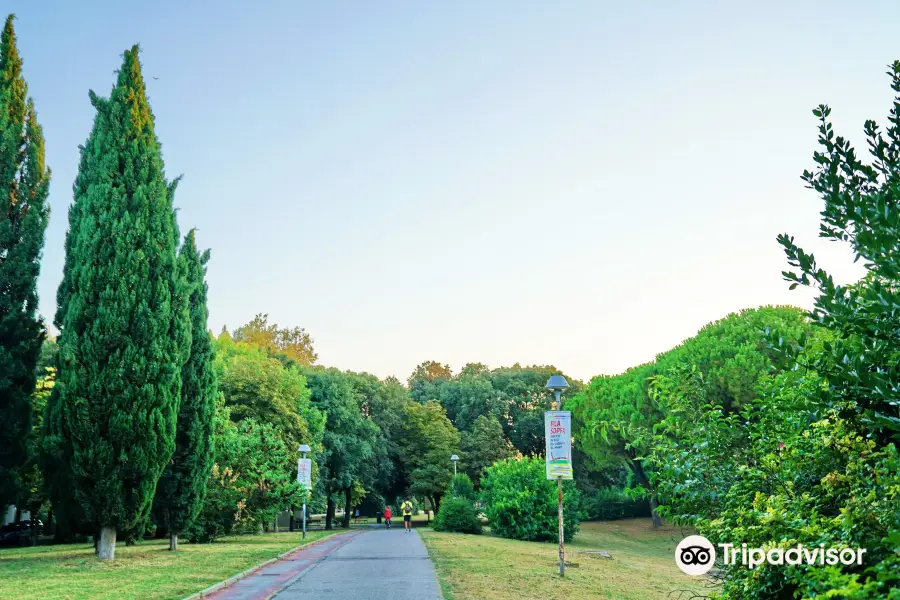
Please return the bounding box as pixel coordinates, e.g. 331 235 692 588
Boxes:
545 375 570 577
298 444 311 539
450 454 459 477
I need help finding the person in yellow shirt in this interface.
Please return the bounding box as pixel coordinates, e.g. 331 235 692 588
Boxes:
401 498 414 533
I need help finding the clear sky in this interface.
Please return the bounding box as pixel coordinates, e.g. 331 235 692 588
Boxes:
9 0 897 383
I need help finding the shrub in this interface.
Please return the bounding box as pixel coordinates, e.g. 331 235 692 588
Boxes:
432 496 482 534
449 473 475 501
481 456 581 542
582 487 651 521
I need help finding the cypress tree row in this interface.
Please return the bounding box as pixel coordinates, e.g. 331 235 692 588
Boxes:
153 230 217 551
54 45 189 560
0 14 51 507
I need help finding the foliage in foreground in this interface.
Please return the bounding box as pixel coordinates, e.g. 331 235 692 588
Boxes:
480 456 580 543
641 64 900 599
431 496 482 534
569 305 813 527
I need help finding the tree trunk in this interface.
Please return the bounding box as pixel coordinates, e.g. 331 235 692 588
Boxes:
649 496 662 529
326 497 335 530
628 458 662 529
46 508 53 536
433 493 442 514
342 488 351 528
98 526 116 560
289 505 295 532
169 533 178 551
14 506 21 523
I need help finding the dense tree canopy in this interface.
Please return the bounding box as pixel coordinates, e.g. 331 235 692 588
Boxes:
399 400 460 513
303 367 380 529
52 46 189 560
215 333 320 455
460 415 513 487
233 313 317 366
0 13 50 508
570 305 813 525
152 232 217 551
407 360 453 403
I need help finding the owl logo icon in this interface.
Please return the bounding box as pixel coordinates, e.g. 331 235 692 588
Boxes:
675 535 716 576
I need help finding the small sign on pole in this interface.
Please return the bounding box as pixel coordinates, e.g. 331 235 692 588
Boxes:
545 411 573 480
297 458 312 488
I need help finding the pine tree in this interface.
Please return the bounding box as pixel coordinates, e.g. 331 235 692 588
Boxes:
153 230 216 551
54 45 189 560
0 14 51 506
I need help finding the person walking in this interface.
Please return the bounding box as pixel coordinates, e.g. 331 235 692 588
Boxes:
384 505 392 529
401 498 414 533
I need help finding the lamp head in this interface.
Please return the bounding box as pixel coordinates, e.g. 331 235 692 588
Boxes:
545 375 569 392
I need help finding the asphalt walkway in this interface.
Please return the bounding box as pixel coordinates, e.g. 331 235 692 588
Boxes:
201 528 442 600
275 529 442 600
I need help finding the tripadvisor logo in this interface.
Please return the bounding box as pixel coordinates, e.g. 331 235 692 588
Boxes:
675 535 868 576
675 535 716 576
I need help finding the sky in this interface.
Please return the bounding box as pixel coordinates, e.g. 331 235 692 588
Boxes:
9 0 898 383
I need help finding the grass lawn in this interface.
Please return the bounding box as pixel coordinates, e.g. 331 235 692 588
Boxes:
0 530 338 600
421 519 712 600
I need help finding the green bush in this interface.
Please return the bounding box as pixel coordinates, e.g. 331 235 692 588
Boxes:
481 456 581 542
449 473 475 501
432 496 482 534
582 487 651 521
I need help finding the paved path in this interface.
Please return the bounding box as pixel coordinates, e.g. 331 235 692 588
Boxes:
202 529 441 600
203 531 363 600
275 529 442 600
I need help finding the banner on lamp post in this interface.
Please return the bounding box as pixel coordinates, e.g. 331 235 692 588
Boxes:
297 458 312 488
545 411 573 480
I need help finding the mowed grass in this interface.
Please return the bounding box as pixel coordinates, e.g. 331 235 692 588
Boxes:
0 530 337 600
421 519 709 600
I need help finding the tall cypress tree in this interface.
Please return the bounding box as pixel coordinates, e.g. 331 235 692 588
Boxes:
55 45 189 560
153 230 216 551
0 14 51 507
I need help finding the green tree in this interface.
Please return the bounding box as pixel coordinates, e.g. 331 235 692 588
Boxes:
407 360 452 403
153 232 217 551
214 334 317 454
400 400 460 513
570 306 811 527
349 372 407 507
438 367 498 431
460 415 513 487
490 365 582 456
233 313 317 365
303 367 379 529
188 398 305 541
0 13 50 507
53 46 189 560
214 333 324 530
